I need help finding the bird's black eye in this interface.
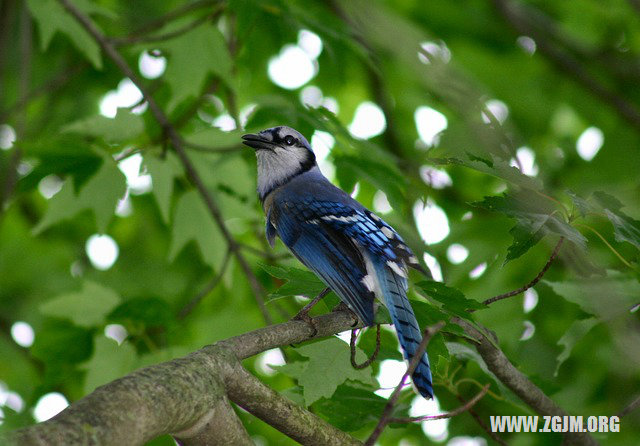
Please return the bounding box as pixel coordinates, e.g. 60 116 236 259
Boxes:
284 135 296 146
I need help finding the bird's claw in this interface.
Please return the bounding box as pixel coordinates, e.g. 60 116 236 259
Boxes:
293 308 318 336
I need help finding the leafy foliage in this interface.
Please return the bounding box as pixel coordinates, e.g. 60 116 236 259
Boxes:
1 0 640 444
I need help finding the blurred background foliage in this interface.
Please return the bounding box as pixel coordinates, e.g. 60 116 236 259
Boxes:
0 0 639 444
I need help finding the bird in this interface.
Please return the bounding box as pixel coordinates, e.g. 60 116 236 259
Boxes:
242 125 433 399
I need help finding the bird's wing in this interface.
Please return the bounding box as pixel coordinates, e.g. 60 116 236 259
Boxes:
274 197 433 397
274 201 376 324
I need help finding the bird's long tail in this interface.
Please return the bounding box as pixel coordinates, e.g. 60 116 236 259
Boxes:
374 260 433 399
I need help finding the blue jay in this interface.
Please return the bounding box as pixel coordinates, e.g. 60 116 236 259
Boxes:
242 126 433 399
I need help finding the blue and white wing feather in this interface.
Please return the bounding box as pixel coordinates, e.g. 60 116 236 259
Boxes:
269 185 433 398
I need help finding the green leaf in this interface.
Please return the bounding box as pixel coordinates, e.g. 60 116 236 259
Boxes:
603 209 640 251
285 338 377 406
82 336 136 394
430 154 543 191
78 158 128 232
312 384 389 431
32 179 83 234
27 0 103 69
108 297 175 329
569 190 640 251
144 152 182 223
168 190 226 270
546 273 640 319
31 320 93 365
183 128 244 151
505 219 548 264
61 110 145 143
472 191 586 260
33 156 127 233
566 190 592 218
554 318 599 376
161 24 233 110
417 280 485 315
259 264 328 300
592 191 625 212
334 155 405 208
446 341 505 394
40 281 121 327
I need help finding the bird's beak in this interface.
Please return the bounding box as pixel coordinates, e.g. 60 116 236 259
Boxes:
242 133 273 151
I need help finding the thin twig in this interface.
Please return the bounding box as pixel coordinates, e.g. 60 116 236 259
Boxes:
365 321 445 446
178 249 232 319
57 0 273 326
117 0 220 43
293 287 331 320
482 237 564 307
454 392 509 446
388 384 490 423
617 394 640 418
112 8 222 46
350 325 381 369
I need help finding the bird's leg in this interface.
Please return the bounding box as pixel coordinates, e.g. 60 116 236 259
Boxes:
332 302 359 327
293 287 331 336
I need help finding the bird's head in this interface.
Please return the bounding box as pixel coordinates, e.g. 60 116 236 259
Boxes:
242 126 317 199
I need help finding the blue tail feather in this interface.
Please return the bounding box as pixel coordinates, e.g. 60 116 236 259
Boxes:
374 259 433 399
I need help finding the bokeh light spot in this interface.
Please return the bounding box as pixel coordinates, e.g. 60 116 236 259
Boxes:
415 106 447 147
447 244 469 264
11 321 34 348
469 262 487 279
523 289 539 313
576 127 604 161
414 199 450 245
0 124 16 150
423 252 443 282
139 51 166 79
268 45 316 90
348 102 386 139
85 234 119 271
33 392 69 422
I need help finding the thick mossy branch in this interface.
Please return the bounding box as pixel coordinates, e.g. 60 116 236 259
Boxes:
6 310 600 446
6 312 362 446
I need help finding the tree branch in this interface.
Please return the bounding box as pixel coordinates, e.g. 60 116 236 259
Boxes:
57 0 272 325
617 393 640 418
5 310 361 445
455 318 599 446
226 364 362 445
173 396 252 446
454 392 509 446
